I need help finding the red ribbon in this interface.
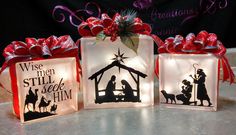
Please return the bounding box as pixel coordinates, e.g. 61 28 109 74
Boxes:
155 31 235 84
77 13 163 45
1 35 80 73
0 35 80 118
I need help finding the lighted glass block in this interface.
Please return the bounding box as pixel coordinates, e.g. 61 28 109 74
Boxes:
16 58 78 123
159 54 219 111
81 35 154 109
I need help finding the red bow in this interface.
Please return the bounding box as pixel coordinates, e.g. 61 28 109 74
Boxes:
1 35 79 73
78 13 151 36
0 35 81 92
78 13 163 45
155 31 235 84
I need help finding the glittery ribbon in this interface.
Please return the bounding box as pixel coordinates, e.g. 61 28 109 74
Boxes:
155 31 235 84
77 13 163 45
1 35 79 73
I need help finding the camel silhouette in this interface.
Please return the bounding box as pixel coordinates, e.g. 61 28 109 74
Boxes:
24 88 38 112
38 96 51 112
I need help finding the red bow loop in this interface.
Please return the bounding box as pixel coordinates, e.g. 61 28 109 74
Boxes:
205 33 218 50
78 21 93 37
131 17 143 33
131 17 152 35
142 23 152 34
101 13 113 28
57 35 78 56
87 17 103 36
173 35 185 53
12 41 28 55
44 35 60 55
164 37 175 53
182 33 201 53
112 13 121 23
25 38 43 57
211 41 226 57
3 43 14 58
194 30 209 46
3 44 18 65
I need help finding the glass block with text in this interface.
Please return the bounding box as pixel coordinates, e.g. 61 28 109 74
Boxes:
16 58 78 123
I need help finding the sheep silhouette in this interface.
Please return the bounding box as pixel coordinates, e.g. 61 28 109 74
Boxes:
50 104 57 113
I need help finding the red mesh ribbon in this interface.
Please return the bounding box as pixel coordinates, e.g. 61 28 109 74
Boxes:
0 35 80 118
77 13 163 45
155 31 235 84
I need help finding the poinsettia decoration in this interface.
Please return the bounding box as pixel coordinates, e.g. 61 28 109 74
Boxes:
78 10 156 53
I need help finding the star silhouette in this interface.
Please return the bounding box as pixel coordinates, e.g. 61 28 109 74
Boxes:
111 48 129 73
111 48 129 63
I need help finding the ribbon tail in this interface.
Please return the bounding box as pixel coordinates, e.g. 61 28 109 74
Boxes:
74 49 81 83
150 34 162 78
0 62 9 89
9 64 20 118
221 56 235 84
221 58 229 82
76 39 81 59
155 55 159 78
76 60 81 83
0 81 3 89
150 34 164 47
75 38 82 82
0 62 8 75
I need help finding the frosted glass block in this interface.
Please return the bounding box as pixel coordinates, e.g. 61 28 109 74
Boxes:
159 54 219 111
81 35 154 109
16 58 78 123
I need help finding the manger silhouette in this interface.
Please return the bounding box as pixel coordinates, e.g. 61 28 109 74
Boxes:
89 60 147 104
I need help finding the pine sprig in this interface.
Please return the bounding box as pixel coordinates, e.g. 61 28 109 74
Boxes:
118 10 137 36
96 10 140 53
120 9 137 23
118 10 139 53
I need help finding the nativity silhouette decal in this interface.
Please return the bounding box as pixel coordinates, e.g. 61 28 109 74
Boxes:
24 87 57 121
161 64 212 107
89 48 147 104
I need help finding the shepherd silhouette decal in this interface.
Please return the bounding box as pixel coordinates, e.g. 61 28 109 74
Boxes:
161 63 212 107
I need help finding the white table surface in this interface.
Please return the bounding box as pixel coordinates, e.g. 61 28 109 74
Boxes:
0 81 236 135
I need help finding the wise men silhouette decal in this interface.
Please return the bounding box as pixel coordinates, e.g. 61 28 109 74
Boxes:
161 63 212 107
89 48 147 104
24 88 57 121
